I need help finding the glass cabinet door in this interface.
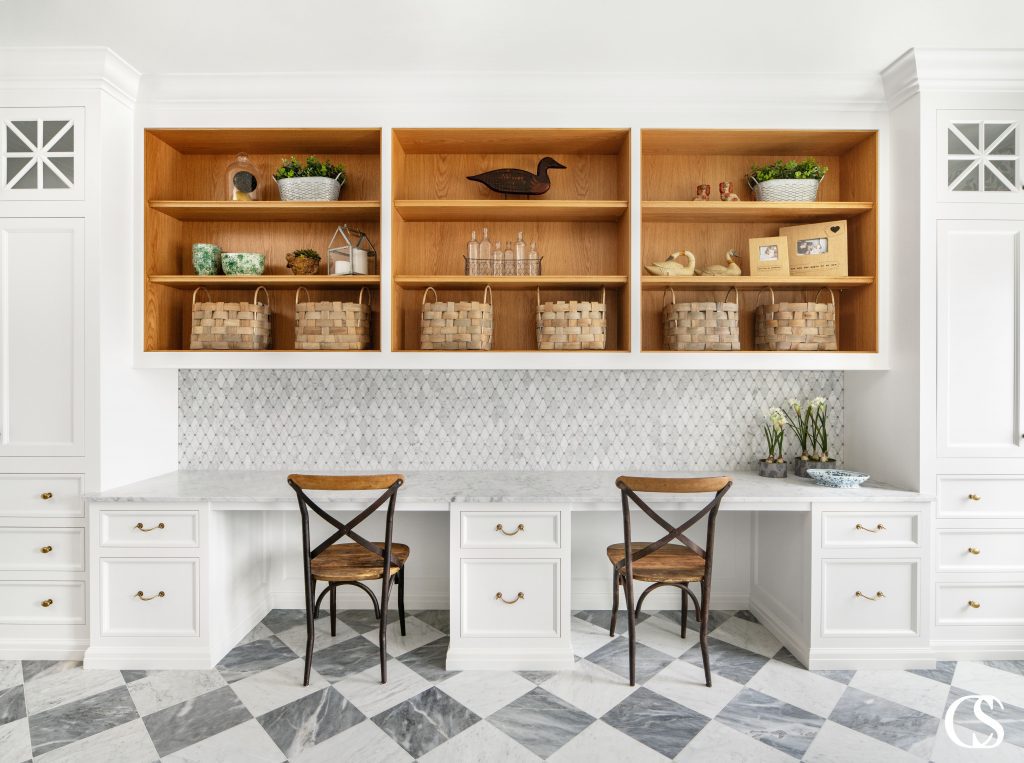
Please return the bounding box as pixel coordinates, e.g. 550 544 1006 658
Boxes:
0 107 84 201
940 111 1022 202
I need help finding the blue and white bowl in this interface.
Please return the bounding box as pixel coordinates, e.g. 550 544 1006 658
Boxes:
806 469 870 489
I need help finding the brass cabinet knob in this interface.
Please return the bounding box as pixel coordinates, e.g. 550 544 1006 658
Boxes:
40 492 53 500
41 598 53 607
135 590 165 601
855 590 886 601
967 547 981 555
968 493 981 501
40 545 52 554
495 591 524 604
134 522 165 532
496 523 525 536
968 600 981 609
855 523 886 533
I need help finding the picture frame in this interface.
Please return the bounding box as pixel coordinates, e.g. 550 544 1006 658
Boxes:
779 219 849 276
747 235 790 277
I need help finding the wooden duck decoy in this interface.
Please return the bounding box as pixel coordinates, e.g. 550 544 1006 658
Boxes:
697 249 742 276
467 157 566 197
645 250 696 276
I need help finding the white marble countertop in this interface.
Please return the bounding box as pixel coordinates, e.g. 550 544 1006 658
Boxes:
87 469 930 507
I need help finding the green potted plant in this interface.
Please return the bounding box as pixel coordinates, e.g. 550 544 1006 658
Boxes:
808 396 837 469
747 157 828 202
274 156 347 201
785 398 814 477
285 248 322 276
758 407 788 478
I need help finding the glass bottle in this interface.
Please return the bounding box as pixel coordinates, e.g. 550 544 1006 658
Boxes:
466 230 480 276
225 152 261 201
493 239 504 276
514 231 527 275
504 240 515 276
478 227 493 276
529 240 540 276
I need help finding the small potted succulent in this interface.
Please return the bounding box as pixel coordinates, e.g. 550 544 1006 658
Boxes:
758 407 788 478
747 157 828 202
274 156 347 201
286 248 322 276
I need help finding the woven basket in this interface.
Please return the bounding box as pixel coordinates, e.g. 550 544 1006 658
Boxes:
294 286 370 350
276 175 344 202
536 287 607 350
754 287 837 351
662 287 741 351
190 286 272 350
747 177 821 202
420 286 493 350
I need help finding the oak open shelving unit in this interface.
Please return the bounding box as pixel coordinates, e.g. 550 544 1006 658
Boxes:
641 129 878 353
391 128 631 353
143 128 382 351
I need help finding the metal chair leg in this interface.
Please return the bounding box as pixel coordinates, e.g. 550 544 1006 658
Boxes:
609 568 620 636
681 583 688 638
303 576 316 687
379 573 392 684
397 568 407 637
624 573 637 686
329 583 337 637
699 578 711 687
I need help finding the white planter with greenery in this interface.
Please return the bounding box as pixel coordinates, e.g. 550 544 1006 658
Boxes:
274 156 347 202
747 158 827 202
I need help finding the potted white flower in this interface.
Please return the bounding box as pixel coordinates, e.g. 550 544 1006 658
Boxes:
808 397 837 470
758 407 788 478
785 398 814 477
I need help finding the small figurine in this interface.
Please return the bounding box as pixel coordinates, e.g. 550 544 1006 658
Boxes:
697 249 742 276
467 157 566 197
719 181 741 201
693 183 711 201
645 250 696 276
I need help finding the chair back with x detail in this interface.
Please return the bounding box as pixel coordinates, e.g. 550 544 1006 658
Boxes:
288 474 407 685
608 475 732 687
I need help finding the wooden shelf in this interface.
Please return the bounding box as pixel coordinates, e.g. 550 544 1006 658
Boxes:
641 201 873 223
150 200 381 222
394 199 627 222
641 275 874 290
149 275 381 290
146 128 380 154
394 275 627 290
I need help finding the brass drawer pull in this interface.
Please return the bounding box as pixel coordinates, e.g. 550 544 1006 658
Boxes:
967 547 981 555
135 522 165 532
40 492 53 500
496 523 525 536
495 591 524 604
136 590 165 601
855 590 886 601
40 545 53 554
41 598 53 607
855 523 886 533
968 493 981 501
968 600 981 609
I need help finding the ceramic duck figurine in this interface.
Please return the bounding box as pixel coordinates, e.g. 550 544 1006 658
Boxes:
645 250 696 276
697 249 742 276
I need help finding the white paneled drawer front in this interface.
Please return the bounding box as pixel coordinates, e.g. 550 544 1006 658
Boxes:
99 509 199 548
938 529 1024 572
99 558 199 637
460 510 560 549
822 560 919 637
0 526 84 571
0 580 85 624
938 476 1024 518
0 475 82 517
821 510 919 549
936 583 1024 626
462 559 560 638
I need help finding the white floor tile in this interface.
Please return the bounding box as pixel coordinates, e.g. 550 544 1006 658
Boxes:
953 662 1024 709
362 616 445 657
747 659 847 718
33 718 158 763
437 670 535 718
421 719 541 762
633 613 698 658
675 719 792 762
571 619 617 658
332 660 431 717
539 660 637 719
0 662 22 693
230 658 329 717
0 718 31 763
162 718 285 763
644 660 743 719
849 669 951 718
23 665 124 715
803 720 921 763
289 719 413 763
549 719 665 763
931 722 1024 763
275 618 360 657
127 669 227 717
709 616 782 659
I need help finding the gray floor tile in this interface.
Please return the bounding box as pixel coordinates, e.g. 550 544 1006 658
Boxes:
717 686 825 758
908 660 957 685
982 660 1024 678
142 684 251 757
679 636 768 685
0 684 25 725
258 685 363 758
829 685 939 754
574 609 651 636
372 686 480 758
774 647 855 684
262 608 307 634
489 687 594 759
312 635 383 682
946 685 1024 748
215 635 296 683
21 660 79 684
734 610 760 623
601 686 709 757
29 684 138 757
337 608 398 633
121 670 147 684
585 637 673 684
662 609 736 634
397 639 456 683
412 609 450 635
518 671 557 685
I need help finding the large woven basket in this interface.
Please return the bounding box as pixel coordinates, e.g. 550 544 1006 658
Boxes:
747 177 821 202
420 286 493 350
662 287 740 351
190 286 272 350
276 175 344 202
754 287 837 351
294 286 370 350
536 288 607 350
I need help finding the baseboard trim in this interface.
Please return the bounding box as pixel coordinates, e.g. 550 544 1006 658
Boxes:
446 646 575 671
806 647 935 671
0 639 88 661
930 641 1024 661
84 644 216 670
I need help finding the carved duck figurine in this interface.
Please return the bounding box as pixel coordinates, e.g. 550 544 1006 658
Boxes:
467 157 567 197
645 250 696 276
697 249 742 276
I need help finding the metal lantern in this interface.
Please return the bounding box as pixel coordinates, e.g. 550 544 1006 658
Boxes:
328 225 377 276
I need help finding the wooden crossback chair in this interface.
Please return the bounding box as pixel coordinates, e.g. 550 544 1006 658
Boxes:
287 474 407 685
608 475 732 687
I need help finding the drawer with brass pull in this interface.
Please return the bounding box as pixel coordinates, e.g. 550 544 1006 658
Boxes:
0 526 84 571
937 529 1024 572
460 510 561 550
936 582 1024 626
461 559 559 638
821 559 919 637
0 475 83 517
938 476 1024 518
0 580 85 624
98 557 198 637
98 508 199 548
820 510 919 549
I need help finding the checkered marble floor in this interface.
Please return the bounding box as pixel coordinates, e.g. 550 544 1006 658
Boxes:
2 609 1023 762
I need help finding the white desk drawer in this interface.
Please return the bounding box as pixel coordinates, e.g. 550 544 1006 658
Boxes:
821 511 919 549
99 509 199 548
461 559 560 638
0 580 85 624
0 475 82 517
939 476 1024 518
822 560 919 637
937 529 1024 572
936 582 1024 626
99 558 199 637
460 511 561 550
0 526 84 571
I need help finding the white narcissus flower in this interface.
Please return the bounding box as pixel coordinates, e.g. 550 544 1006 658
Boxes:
768 407 786 430
788 398 801 413
812 396 827 409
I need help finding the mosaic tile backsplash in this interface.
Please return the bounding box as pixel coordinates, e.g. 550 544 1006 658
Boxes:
179 370 843 471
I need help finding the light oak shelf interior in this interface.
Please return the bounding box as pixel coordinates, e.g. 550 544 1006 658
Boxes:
395 275 627 290
394 199 627 222
149 275 381 290
641 275 874 290
150 200 381 222
641 201 873 223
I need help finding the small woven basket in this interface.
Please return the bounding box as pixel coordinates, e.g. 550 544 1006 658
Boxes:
276 175 344 202
662 287 740 351
294 286 370 350
536 287 607 350
190 286 272 350
420 286 493 350
754 287 837 351
747 177 821 202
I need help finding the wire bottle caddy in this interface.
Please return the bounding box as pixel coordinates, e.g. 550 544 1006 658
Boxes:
464 228 541 276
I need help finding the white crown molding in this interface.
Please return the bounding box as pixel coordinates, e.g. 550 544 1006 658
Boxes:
882 47 1024 108
0 46 141 106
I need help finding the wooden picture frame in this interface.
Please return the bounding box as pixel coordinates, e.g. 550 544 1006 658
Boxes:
747 236 790 277
780 219 849 277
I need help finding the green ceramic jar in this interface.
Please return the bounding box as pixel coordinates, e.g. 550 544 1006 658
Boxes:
192 243 222 275
221 252 266 275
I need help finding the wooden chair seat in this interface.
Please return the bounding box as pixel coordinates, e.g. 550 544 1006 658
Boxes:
606 543 705 583
311 543 410 582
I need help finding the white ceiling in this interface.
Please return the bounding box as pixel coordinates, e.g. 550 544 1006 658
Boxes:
0 0 1022 77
